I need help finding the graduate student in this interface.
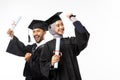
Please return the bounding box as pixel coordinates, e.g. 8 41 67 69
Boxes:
40 12 90 80
6 20 48 80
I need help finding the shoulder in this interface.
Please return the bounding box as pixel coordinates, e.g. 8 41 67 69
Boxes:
46 39 55 45
62 37 75 41
27 43 36 47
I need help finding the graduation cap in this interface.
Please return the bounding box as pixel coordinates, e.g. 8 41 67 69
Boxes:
28 20 48 31
46 12 62 26
28 20 48 43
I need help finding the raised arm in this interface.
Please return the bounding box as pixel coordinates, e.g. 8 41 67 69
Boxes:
6 29 31 57
67 13 90 56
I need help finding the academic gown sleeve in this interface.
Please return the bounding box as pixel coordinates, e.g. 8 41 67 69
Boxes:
70 20 90 56
6 36 32 57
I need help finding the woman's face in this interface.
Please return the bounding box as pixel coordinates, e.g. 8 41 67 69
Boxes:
54 20 64 35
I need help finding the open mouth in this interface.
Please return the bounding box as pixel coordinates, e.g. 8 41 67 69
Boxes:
34 36 40 40
59 29 64 33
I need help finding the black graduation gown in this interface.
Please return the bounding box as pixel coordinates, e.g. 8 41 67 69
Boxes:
6 36 47 80
40 21 90 80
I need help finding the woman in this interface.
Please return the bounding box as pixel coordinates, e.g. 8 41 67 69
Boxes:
40 12 90 80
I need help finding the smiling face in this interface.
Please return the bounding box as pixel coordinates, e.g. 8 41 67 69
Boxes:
54 20 64 35
32 28 46 43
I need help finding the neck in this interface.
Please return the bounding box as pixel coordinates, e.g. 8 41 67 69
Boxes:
53 34 63 39
36 40 45 48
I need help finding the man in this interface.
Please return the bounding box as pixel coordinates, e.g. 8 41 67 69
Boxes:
40 12 90 80
6 20 48 80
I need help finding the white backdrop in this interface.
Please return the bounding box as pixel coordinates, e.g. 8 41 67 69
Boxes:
0 0 120 80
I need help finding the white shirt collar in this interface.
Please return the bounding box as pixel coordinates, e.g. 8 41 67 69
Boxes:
36 40 45 48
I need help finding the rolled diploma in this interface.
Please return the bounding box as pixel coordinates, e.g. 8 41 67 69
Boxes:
10 16 21 30
54 38 60 68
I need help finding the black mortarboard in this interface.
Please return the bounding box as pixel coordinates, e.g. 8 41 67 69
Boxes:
28 20 48 43
46 12 62 26
28 20 48 31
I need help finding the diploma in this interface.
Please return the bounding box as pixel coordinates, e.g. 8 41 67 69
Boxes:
54 38 61 68
10 16 21 30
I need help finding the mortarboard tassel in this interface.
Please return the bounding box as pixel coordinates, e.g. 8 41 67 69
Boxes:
28 29 31 43
28 34 31 43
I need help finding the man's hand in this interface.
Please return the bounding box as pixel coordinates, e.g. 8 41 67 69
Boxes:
51 54 60 66
25 53 32 62
7 28 14 39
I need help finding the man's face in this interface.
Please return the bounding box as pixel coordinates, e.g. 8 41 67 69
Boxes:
54 20 64 35
33 28 46 43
